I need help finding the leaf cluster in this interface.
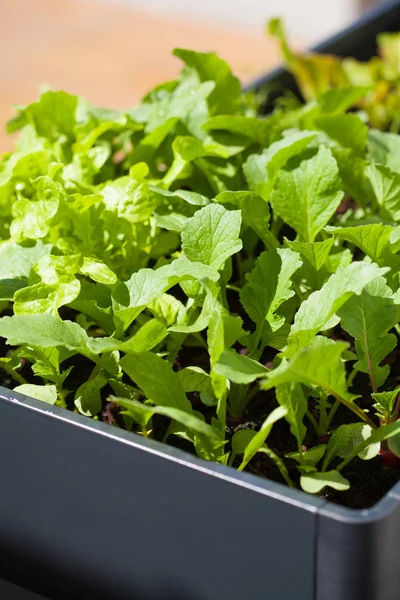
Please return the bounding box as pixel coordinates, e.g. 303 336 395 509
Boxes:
1 30 400 502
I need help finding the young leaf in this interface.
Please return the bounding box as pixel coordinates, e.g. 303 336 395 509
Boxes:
372 387 400 424
120 351 192 413
287 444 326 468
326 224 398 268
181 204 242 270
276 383 307 451
315 114 368 155
14 383 57 405
238 406 288 471
177 366 216 406
271 146 344 242
317 86 371 114
300 470 350 494
173 49 242 115
0 241 52 279
239 248 301 351
339 278 397 390
243 131 316 200
10 179 61 242
336 420 400 469
230 429 257 465
366 163 400 222
12 90 78 140
0 314 91 354
111 396 220 445
323 423 379 472
262 341 357 405
215 191 274 248
14 278 81 315
113 256 219 331
287 261 387 356
368 129 400 173
213 350 269 384
203 115 272 146
80 258 117 285
206 292 245 425
75 375 105 417
285 238 334 271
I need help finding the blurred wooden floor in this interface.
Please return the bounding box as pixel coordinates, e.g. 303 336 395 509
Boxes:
0 0 286 153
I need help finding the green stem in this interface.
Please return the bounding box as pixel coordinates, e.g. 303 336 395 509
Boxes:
318 391 329 436
5 366 28 386
331 391 377 430
217 388 228 436
263 229 280 250
270 214 283 240
292 281 303 303
89 363 101 380
347 367 358 388
337 443 366 472
249 324 263 360
260 447 295 488
57 387 67 409
238 384 259 415
306 410 321 436
235 253 244 284
326 399 340 430
226 284 241 293
394 392 400 423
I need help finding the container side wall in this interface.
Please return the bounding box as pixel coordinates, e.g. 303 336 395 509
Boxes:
0 397 317 600
316 495 400 600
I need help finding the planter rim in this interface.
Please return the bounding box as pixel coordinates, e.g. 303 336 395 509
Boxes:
2 385 399 521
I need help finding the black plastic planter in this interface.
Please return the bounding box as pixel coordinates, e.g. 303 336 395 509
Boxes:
2 3 400 600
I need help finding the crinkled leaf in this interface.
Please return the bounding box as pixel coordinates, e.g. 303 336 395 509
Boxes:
181 203 242 270
14 278 81 315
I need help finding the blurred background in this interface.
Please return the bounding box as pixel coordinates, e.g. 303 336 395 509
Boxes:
0 0 388 152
